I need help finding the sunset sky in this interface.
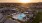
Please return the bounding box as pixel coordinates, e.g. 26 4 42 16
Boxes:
0 0 42 3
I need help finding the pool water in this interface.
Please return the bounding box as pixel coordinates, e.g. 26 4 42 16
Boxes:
18 13 26 20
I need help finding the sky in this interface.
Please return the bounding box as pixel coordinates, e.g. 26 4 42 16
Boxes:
0 0 42 3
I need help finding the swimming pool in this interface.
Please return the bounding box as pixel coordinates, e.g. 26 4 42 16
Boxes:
18 13 26 20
